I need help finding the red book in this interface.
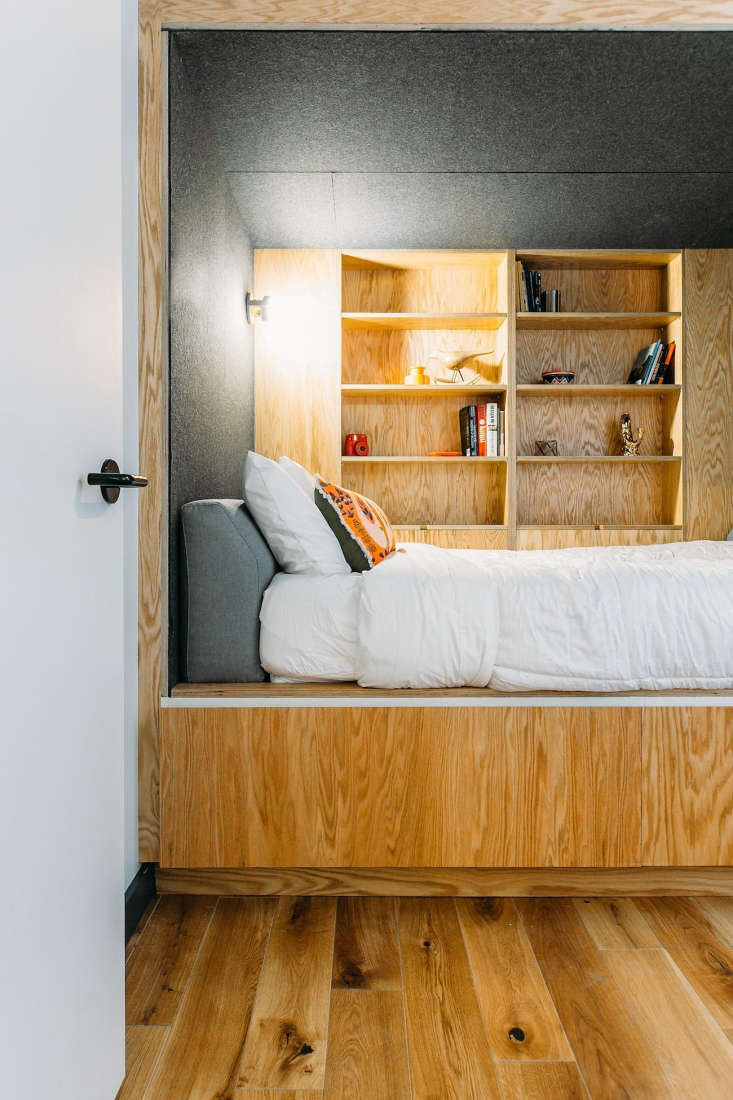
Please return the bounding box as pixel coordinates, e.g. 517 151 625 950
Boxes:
658 341 676 383
477 404 487 456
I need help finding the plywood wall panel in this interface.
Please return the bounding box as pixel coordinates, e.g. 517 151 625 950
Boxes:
684 250 733 541
642 707 733 866
254 249 342 484
160 706 641 869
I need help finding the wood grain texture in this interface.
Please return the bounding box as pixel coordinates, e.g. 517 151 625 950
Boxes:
694 897 733 950
641 706 733 866
332 897 401 990
126 894 216 1025
516 391 677 457
399 897 500 1098
522 265 665 313
517 459 673 525
573 897 658 949
516 311 678 331
146 897 275 1100
516 526 682 550
394 525 509 549
343 390 506 456
516 327 663 385
635 898 733 1029
606 947 733 1097
238 897 337 1091
324 991 411 1099
143 1 733 29
342 458 506 525
156 866 733 897
456 898 573 1061
138 2 165 863
117 1026 169 1100
342 325 505 386
517 898 673 1098
342 251 506 313
160 706 641 868
684 249 733 540
494 1061 589 1100
255 249 342 484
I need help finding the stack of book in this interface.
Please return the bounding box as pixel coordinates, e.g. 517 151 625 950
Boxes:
515 260 542 312
627 340 676 385
459 403 505 456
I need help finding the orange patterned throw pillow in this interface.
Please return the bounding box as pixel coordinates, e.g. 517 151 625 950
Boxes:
314 478 396 572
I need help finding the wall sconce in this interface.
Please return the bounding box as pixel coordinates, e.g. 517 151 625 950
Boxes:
245 291 270 324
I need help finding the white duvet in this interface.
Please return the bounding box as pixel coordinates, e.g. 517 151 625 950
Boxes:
259 540 733 691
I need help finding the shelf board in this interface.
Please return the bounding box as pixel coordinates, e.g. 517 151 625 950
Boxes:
517 455 681 464
341 455 507 464
516 250 680 270
517 384 681 396
517 524 683 531
342 383 506 396
516 312 680 331
393 524 508 531
342 312 507 331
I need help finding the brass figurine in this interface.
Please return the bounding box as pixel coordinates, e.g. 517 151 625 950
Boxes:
620 412 644 456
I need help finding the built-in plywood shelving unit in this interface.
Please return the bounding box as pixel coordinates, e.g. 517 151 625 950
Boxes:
254 247 688 551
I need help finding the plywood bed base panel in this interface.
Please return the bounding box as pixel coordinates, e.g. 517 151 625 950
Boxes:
159 704 733 871
156 866 733 898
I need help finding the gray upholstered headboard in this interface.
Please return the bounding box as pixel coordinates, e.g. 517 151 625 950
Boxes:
180 499 278 682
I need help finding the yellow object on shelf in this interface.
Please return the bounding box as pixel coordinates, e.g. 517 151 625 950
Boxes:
405 366 431 385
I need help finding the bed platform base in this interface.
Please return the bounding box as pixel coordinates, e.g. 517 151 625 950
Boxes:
159 690 733 880
156 866 733 898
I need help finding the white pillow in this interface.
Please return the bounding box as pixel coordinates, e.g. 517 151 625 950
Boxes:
243 451 350 574
278 455 316 497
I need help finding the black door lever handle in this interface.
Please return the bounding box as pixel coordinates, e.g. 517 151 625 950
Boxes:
87 459 148 503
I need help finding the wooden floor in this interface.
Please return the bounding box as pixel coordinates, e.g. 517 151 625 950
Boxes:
120 894 733 1099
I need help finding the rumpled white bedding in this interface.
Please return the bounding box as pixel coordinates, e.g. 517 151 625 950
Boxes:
259 540 733 691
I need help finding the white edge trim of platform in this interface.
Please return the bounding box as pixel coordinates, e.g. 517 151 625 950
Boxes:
162 694 733 709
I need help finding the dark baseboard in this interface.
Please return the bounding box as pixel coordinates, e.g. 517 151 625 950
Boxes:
125 863 156 943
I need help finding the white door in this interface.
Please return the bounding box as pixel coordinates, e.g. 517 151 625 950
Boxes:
0 1 126 1097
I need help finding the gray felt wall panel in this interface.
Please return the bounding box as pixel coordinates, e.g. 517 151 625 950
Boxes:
173 30 733 174
168 39 255 687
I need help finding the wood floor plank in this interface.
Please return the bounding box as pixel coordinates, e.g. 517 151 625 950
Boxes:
324 990 411 1099
456 898 572 1061
607 948 733 1098
332 897 402 990
234 1092 318 1098
126 894 216 1026
126 897 160 963
517 898 673 1098
238 897 337 1092
399 897 500 1099
145 897 275 1100
116 1026 169 1100
693 897 733 950
636 897 733 1028
495 1060 589 1099
573 897 659 950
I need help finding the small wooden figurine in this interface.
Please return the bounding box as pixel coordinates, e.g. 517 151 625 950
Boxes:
620 413 644 456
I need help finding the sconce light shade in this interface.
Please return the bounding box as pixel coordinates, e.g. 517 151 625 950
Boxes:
245 291 270 323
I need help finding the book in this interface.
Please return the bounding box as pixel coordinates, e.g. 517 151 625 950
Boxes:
498 409 505 456
459 406 472 456
641 340 663 384
531 270 542 312
628 340 660 384
521 261 534 312
659 341 676 383
477 404 487 456
646 343 668 385
468 406 478 455
486 403 499 456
